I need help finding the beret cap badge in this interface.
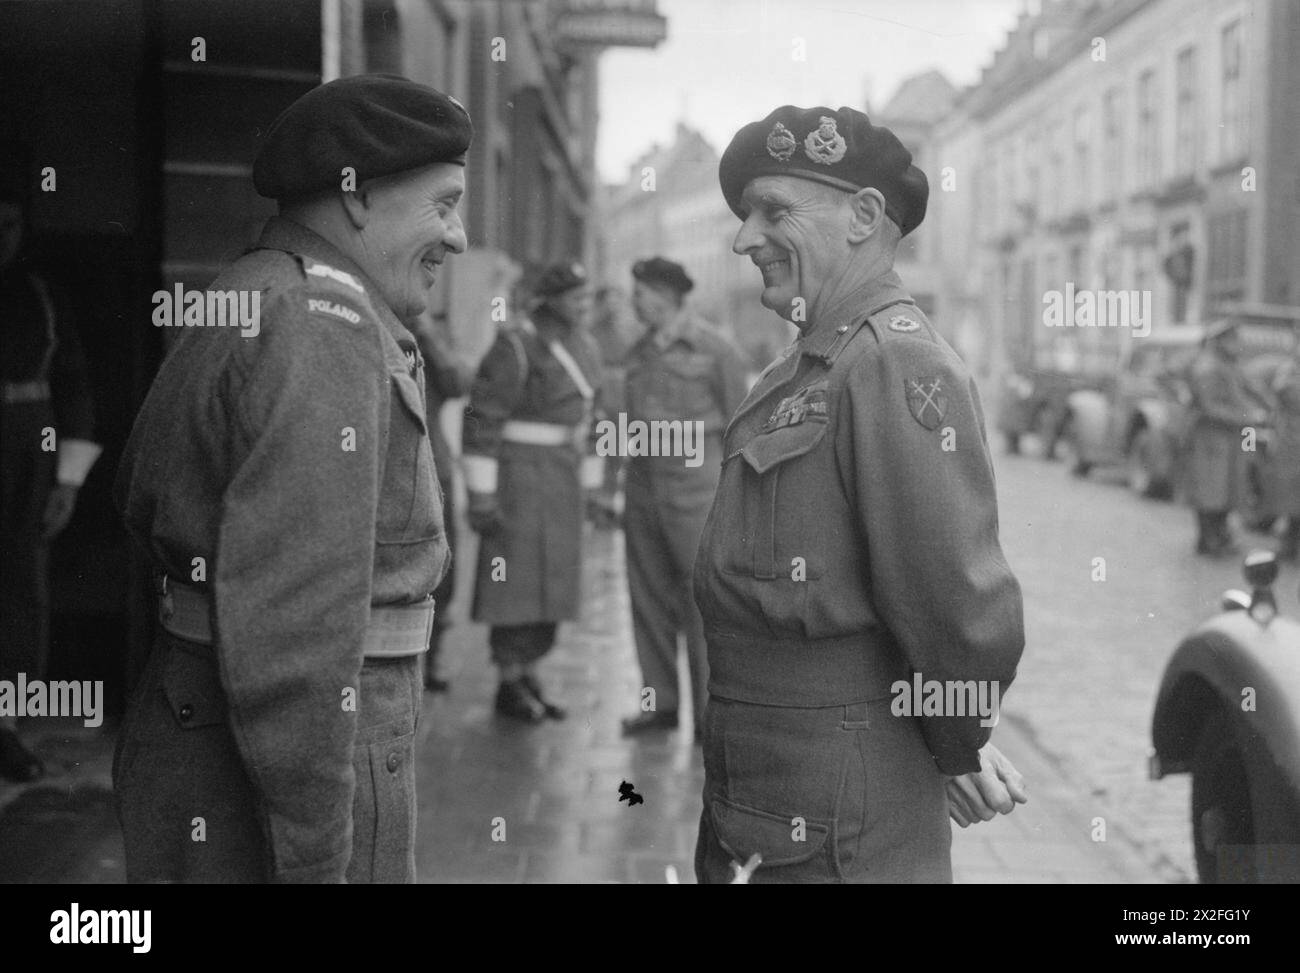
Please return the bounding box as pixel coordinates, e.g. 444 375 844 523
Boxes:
804 116 847 165
765 122 797 162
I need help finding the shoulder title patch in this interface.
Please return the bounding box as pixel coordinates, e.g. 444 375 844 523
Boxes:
905 376 947 430
307 298 361 324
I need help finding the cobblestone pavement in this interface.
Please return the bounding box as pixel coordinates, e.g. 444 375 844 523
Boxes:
993 448 1300 884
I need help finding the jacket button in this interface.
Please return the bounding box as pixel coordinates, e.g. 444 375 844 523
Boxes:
179 704 194 723
386 752 400 773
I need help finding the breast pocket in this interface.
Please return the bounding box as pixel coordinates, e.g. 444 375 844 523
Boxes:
721 416 829 581
380 370 441 542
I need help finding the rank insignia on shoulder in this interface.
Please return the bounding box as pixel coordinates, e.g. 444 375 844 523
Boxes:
403 347 419 374
888 314 921 333
306 262 365 294
905 376 947 430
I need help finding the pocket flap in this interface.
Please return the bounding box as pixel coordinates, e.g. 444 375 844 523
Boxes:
390 371 428 435
710 796 829 869
161 645 227 729
740 418 828 474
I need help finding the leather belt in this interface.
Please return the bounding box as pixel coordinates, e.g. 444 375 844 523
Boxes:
2 380 52 404
501 419 582 448
157 577 434 658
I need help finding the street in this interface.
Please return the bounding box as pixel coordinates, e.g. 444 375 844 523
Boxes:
2 440 1295 883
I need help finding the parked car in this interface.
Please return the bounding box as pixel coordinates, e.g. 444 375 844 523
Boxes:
1057 329 1203 498
1150 550 1300 883
996 367 1102 457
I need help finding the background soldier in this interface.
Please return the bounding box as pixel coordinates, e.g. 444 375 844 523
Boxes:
1186 323 1262 557
462 263 605 722
694 105 1026 884
413 314 474 692
619 257 748 742
113 76 469 882
1270 338 1300 561
0 162 101 782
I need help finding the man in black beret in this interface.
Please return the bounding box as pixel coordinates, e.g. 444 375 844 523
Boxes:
694 105 1027 883
462 262 605 722
114 74 470 883
618 257 748 742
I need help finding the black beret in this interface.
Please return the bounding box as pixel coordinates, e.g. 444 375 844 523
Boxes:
534 261 588 298
632 257 694 295
719 105 928 237
253 74 473 200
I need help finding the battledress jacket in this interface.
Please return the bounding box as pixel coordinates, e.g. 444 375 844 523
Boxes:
114 216 449 881
693 270 1024 775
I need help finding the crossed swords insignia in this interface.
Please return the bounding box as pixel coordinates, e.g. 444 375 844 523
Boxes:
907 377 944 426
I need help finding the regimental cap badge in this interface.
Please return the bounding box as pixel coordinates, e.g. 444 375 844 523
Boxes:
766 122 797 162
888 314 921 333
804 115 847 166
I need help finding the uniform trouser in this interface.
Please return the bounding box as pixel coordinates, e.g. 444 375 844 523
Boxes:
0 402 56 685
489 623 557 669
695 696 951 883
624 474 711 720
114 629 422 883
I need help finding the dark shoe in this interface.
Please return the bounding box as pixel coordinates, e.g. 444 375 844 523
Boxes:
424 674 450 693
0 728 45 783
621 711 679 736
520 674 566 720
495 680 547 723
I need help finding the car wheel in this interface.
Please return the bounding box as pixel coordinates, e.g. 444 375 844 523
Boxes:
1126 429 1171 499
1191 711 1255 883
1057 418 1091 477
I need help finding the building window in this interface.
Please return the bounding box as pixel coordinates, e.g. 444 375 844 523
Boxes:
1136 69 1159 189
1207 207 1248 299
1102 88 1122 202
1220 20 1244 160
1073 107 1090 211
1174 46 1199 177
363 0 402 75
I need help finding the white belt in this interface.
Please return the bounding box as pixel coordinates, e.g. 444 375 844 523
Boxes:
2 380 51 404
501 420 578 447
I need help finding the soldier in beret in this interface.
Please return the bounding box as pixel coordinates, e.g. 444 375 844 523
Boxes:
114 74 470 882
694 105 1027 883
618 257 748 741
462 262 605 722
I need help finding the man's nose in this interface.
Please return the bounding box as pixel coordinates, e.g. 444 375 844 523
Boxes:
444 211 468 254
733 216 763 256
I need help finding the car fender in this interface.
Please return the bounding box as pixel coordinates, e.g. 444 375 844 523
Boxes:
1064 389 1110 458
1152 611 1300 807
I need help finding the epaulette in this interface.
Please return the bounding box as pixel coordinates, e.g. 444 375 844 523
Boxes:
862 301 936 345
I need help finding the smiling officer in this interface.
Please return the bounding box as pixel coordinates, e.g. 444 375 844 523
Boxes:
114 75 470 883
694 105 1027 883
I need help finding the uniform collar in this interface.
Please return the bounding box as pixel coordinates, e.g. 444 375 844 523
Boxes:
254 216 415 343
637 308 701 354
796 268 913 362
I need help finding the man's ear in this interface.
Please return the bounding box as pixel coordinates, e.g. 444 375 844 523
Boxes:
339 181 373 231
846 187 886 244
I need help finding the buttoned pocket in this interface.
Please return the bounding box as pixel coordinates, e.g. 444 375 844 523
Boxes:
710 796 836 881
381 370 442 543
348 719 417 884
160 642 227 729
722 416 829 580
